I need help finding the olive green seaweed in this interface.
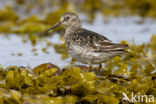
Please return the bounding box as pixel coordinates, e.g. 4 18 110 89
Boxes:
0 0 156 104
0 35 156 103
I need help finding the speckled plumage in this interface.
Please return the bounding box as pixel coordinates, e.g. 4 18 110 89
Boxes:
48 12 128 65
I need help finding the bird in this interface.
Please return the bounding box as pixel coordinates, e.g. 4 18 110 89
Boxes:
46 12 128 70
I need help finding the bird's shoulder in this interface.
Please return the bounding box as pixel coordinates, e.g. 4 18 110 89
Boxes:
70 28 112 46
70 28 129 52
76 28 111 42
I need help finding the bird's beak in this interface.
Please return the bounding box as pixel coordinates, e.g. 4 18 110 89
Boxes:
46 21 61 32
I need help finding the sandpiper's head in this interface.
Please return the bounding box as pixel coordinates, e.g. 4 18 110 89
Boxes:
60 12 80 27
46 12 81 32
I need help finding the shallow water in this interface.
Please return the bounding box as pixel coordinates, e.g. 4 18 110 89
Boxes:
82 14 156 44
0 15 156 68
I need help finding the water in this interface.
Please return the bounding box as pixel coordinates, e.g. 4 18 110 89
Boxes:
82 14 156 44
0 34 70 68
0 15 156 68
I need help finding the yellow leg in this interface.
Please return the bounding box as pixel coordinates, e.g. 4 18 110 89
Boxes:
89 64 93 71
98 63 102 70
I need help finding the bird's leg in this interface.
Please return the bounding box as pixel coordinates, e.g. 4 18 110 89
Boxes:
98 63 102 70
89 64 93 71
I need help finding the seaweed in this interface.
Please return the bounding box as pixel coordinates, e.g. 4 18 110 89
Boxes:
0 35 156 103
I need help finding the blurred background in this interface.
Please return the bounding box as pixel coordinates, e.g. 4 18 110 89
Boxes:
0 0 156 68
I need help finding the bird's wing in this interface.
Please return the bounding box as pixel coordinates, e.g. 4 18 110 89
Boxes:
93 41 129 52
81 29 129 52
72 28 128 52
74 28 112 46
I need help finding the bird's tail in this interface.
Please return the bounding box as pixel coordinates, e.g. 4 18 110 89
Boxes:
119 44 129 53
119 44 129 49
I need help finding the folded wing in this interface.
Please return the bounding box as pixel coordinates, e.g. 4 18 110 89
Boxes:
93 41 129 52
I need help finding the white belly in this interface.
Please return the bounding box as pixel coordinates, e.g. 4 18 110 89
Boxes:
68 45 112 64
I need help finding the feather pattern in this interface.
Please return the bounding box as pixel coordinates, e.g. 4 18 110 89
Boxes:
67 28 128 53
50 12 129 64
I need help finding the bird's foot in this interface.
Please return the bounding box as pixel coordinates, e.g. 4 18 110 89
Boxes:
98 63 102 70
89 64 93 71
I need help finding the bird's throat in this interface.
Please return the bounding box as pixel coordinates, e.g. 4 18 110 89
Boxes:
66 25 81 33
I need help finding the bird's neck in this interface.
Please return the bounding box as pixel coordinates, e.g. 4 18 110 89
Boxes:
65 24 81 33
64 24 81 43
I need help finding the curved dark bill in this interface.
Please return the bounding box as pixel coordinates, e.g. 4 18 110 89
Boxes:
46 22 61 32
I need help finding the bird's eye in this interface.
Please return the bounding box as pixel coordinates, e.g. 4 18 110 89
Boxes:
67 16 70 20
65 16 70 21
